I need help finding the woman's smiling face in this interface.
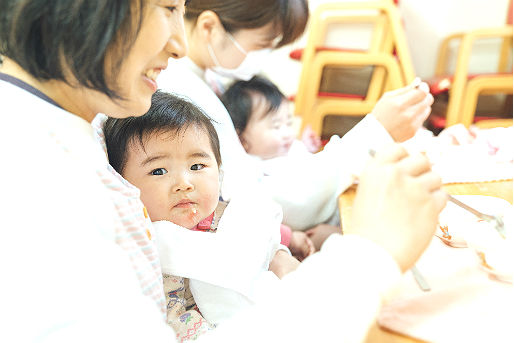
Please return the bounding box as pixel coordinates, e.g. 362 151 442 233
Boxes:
101 0 188 118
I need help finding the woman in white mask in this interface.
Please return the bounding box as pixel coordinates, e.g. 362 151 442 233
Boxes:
158 0 435 247
207 31 272 83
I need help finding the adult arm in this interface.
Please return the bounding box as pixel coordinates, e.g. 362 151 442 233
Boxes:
264 81 433 230
199 144 446 343
198 234 402 343
264 114 393 230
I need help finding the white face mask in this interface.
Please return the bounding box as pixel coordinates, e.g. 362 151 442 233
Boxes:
207 32 271 81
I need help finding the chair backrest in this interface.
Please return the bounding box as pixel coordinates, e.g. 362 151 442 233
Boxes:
446 25 513 127
310 0 414 82
307 8 393 53
301 0 409 63
295 0 415 116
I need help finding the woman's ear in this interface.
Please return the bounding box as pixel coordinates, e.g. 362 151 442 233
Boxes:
195 10 222 42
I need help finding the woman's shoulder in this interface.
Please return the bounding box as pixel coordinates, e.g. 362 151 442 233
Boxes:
159 59 211 98
158 60 228 116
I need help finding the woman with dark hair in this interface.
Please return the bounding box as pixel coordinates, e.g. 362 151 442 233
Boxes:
0 0 445 342
158 0 436 239
1 0 188 340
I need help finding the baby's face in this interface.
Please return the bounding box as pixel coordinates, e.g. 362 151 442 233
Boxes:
123 126 220 229
241 98 295 160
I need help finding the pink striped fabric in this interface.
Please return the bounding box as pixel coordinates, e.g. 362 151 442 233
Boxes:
92 115 166 317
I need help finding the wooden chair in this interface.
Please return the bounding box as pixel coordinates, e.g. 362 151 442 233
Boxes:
294 0 415 136
459 64 512 127
300 50 405 135
427 0 513 129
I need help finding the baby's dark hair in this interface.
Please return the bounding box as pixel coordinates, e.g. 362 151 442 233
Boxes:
104 90 221 175
221 76 286 134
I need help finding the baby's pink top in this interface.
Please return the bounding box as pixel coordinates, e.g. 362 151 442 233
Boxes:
280 224 292 247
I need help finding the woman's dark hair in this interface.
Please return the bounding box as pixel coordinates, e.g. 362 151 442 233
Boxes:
104 90 222 174
185 0 308 48
222 76 286 134
0 0 145 99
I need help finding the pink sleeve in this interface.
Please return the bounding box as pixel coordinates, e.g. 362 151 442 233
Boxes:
280 224 292 247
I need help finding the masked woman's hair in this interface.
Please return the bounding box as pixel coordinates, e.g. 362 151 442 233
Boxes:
185 0 309 48
0 0 145 99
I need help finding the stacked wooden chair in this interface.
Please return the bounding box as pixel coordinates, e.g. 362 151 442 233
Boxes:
427 0 513 130
293 0 415 136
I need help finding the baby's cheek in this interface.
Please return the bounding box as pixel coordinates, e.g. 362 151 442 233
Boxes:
143 195 174 223
140 197 160 221
201 192 219 214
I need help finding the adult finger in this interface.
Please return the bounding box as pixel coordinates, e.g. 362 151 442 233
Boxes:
384 77 423 97
416 170 443 192
394 87 428 108
413 105 432 129
397 153 432 176
395 80 432 107
418 81 430 93
433 189 449 213
374 143 409 164
404 92 434 120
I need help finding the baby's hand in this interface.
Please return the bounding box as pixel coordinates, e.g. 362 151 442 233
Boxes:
269 250 300 279
289 231 315 261
301 125 322 153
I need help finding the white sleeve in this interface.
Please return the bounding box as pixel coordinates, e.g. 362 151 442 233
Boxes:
325 114 394 178
196 234 402 343
263 114 393 230
1 140 400 343
154 188 283 324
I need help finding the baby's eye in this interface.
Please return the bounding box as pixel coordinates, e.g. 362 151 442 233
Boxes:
151 168 168 176
191 164 205 171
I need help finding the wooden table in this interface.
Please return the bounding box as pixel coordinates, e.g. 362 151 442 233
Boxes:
338 180 513 343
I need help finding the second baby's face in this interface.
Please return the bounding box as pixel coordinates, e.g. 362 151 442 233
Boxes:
240 96 296 160
123 126 220 229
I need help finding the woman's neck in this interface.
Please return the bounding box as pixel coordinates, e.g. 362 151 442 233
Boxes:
0 58 97 122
